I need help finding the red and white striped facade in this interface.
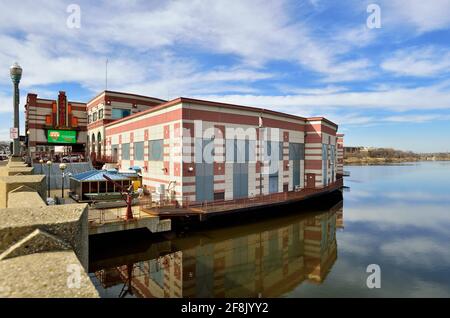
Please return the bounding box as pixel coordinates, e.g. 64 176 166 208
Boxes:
336 134 345 176
304 118 338 187
25 91 87 159
86 91 166 159
103 97 342 204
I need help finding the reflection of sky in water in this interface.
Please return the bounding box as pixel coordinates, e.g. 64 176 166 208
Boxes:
289 162 450 297
91 162 450 297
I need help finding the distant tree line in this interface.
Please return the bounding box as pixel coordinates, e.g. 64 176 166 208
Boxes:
344 147 450 160
367 148 418 159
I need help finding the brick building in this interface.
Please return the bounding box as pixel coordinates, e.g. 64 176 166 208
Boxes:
25 88 344 204
25 91 87 161
100 96 344 205
86 91 166 161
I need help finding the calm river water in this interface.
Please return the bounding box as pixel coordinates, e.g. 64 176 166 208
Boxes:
89 162 450 297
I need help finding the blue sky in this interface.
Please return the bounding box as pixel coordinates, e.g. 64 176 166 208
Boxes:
1 0 450 152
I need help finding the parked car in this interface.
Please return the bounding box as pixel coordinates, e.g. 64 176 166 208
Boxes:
36 156 50 162
62 154 82 162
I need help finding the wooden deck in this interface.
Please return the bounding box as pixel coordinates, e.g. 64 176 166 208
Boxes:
140 178 343 219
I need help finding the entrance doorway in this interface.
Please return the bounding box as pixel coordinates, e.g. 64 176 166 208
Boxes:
306 173 316 189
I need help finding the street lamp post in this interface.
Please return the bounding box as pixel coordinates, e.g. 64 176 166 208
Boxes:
46 160 52 198
26 130 31 165
59 163 67 198
10 62 22 157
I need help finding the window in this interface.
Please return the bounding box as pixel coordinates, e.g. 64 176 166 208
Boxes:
289 143 305 160
134 141 144 161
111 108 131 119
149 139 163 161
122 143 130 160
99 181 106 193
265 141 283 161
98 109 104 119
195 138 214 163
225 139 255 163
107 180 114 192
149 260 164 288
88 114 92 124
112 144 119 161
92 112 98 122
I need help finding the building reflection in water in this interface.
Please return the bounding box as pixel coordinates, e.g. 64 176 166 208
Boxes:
91 201 344 298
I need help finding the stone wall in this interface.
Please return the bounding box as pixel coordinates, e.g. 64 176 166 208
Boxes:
0 204 89 268
0 158 98 298
0 175 46 208
0 251 99 298
0 166 34 176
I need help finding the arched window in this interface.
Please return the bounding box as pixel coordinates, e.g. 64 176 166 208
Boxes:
97 132 102 158
86 135 90 157
91 133 96 155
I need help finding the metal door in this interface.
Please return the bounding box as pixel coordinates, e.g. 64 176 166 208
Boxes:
269 173 279 193
306 173 316 189
195 163 214 202
233 163 248 199
292 159 300 188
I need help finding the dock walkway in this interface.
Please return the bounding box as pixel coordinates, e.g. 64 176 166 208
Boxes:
140 179 343 219
88 206 171 235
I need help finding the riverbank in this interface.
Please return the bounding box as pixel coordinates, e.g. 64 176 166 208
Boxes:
344 157 450 165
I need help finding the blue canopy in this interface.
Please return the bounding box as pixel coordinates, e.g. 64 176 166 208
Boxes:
70 170 131 182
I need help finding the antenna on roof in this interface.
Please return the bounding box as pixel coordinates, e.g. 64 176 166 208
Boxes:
105 58 108 91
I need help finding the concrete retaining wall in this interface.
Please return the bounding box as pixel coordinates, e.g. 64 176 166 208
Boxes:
0 158 98 298
0 175 46 208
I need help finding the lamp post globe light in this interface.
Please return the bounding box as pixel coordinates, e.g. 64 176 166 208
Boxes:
10 62 22 157
46 160 52 198
39 158 44 174
26 129 31 165
59 163 67 199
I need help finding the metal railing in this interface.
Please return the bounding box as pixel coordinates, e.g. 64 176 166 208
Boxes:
88 206 142 225
139 179 343 214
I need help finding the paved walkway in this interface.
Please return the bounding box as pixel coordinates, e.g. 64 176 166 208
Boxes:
141 179 343 218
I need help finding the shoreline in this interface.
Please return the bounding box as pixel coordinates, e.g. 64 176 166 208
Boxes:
344 157 450 165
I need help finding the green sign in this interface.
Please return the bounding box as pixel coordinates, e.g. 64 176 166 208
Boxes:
47 130 77 144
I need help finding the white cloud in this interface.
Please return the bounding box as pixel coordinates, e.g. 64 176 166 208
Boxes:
344 203 450 236
0 0 449 141
380 237 450 268
0 0 376 89
196 81 450 115
381 46 450 77
349 189 450 202
0 92 12 113
384 114 450 123
337 232 378 256
278 85 348 95
382 0 450 34
0 128 11 143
